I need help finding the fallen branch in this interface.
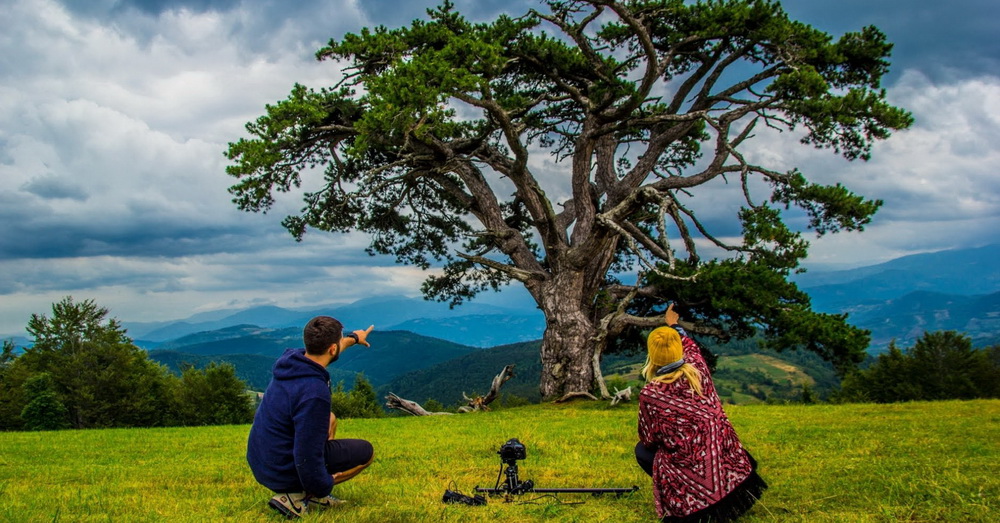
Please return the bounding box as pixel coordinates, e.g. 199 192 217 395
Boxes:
385 364 517 416
384 393 452 416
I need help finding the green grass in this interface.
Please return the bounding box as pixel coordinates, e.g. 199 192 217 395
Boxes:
0 400 997 522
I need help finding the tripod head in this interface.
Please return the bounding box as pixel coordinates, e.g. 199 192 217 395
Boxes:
498 438 526 465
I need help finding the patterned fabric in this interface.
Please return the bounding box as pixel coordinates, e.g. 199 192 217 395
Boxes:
638 335 754 519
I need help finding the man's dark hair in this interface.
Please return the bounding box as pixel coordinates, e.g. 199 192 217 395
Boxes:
303 316 343 356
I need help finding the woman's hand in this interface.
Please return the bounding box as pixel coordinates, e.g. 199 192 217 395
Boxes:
665 303 680 326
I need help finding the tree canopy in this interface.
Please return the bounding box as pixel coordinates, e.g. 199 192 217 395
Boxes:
226 0 911 398
837 332 1000 403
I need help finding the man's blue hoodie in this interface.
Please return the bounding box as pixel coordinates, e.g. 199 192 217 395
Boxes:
247 348 333 497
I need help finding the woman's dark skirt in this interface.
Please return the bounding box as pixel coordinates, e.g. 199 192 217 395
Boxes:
635 443 768 522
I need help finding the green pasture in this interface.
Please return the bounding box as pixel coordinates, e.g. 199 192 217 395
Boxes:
0 400 996 522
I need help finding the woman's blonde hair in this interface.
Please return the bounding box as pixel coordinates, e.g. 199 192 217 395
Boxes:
641 326 703 396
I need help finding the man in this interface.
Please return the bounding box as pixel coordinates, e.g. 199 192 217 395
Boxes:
247 316 376 518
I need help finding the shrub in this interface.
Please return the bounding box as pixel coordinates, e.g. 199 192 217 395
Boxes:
330 374 384 418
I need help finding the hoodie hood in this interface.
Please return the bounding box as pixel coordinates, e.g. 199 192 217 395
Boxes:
272 348 330 383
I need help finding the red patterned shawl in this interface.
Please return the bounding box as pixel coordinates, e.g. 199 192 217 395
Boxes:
637 335 753 519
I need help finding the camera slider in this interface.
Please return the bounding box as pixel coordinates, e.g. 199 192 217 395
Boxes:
474 438 638 499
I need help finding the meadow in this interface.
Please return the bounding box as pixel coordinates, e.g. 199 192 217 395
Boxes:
0 399 996 522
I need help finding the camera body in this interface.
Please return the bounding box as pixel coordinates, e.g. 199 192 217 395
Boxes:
498 438 526 464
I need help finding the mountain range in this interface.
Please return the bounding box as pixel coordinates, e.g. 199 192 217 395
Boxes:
149 329 482 391
120 243 1000 352
793 243 1000 349
126 295 545 348
3 245 1000 376
5 244 1000 405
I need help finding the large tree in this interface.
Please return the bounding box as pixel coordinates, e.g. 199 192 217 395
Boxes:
226 0 911 399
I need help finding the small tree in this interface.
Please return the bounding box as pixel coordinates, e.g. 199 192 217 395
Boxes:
799 382 815 404
330 374 384 419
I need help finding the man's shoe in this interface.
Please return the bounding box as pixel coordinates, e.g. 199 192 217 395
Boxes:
269 492 308 519
308 494 347 508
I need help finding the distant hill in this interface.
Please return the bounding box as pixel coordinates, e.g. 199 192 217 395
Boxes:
797 243 1000 311
125 295 544 347
388 314 546 348
846 290 1000 350
147 351 358 392
600 337 842 404
147 329 482 391
376 334 844 407
145 326 302 356
788 244 1000 352
379 340 545 406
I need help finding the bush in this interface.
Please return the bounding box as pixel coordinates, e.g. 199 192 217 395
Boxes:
20 373 70 431
330 374 384 418
172 362 255 426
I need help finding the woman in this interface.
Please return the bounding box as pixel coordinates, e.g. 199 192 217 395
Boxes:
635 304 767 522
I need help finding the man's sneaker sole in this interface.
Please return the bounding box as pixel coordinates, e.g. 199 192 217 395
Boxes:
309 495 347 508
269 494 307 519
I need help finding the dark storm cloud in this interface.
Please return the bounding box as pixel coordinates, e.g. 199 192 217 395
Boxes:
55 0 367 56
60 0 241 16
117 0 242 14
20 176 90 201
781 0 1000 82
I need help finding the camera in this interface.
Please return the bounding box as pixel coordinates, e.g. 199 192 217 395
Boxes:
498 438 526 463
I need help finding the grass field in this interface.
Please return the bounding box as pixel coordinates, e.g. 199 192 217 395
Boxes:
0 399 997 522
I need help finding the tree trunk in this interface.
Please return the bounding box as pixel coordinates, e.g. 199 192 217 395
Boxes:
537 274 598 400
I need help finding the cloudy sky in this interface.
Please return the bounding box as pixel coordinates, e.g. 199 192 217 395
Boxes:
2 0 998 335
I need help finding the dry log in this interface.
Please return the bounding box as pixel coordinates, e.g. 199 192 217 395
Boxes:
384 364 517 416
384 393 452 416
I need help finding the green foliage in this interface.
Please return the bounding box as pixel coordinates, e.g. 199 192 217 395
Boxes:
19 373 70 431
150 350 287 392
15 297 174 428
0 340 26 430
0 298 256 431
497 393 532 409
171 363 255 426
836 331 1000 403
330 374 385 419
800 382 816 404
422 397 447 413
